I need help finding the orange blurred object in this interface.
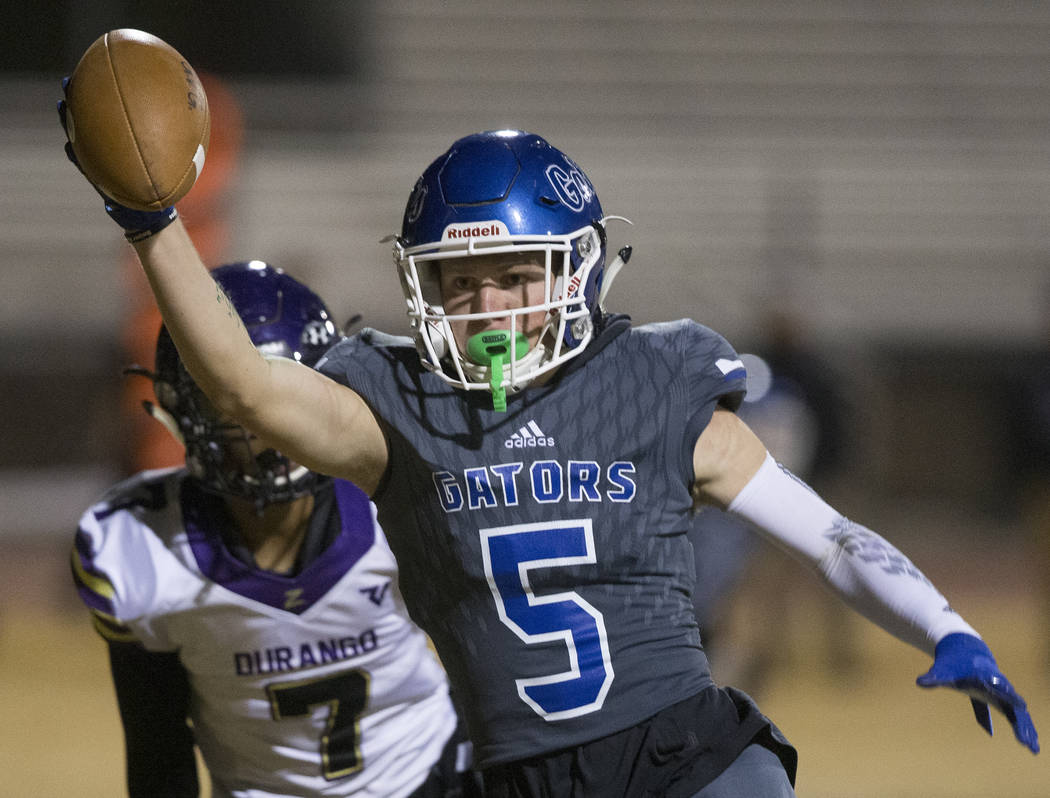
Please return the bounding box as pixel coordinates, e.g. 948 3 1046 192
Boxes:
120 72 243 474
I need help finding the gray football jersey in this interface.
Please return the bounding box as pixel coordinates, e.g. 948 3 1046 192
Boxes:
318 316 747 767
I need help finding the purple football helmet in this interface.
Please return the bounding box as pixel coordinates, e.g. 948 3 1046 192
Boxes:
150 261 341 504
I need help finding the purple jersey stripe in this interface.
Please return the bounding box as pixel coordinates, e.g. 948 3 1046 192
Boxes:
185 479 375 613
70 531 118 616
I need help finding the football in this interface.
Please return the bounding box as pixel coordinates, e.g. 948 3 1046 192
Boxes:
65 29 210 211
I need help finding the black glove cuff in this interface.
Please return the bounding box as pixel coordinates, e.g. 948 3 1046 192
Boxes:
123 207 180 243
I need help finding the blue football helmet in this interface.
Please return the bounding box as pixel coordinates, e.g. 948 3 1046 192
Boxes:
393 130 628 394
148 261 341 505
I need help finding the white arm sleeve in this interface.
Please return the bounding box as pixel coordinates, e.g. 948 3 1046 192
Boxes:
727 452 979 656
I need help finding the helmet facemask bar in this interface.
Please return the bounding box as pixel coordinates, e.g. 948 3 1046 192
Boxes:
153 360 321 508
395 223 603 394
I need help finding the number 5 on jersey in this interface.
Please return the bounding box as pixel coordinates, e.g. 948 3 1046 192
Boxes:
481 519 614 720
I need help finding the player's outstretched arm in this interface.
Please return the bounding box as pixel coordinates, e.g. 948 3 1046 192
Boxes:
131 224 389 494
57 84 388 495
693 409 1039 754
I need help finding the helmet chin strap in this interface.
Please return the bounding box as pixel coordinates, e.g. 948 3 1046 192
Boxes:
466 331 529 411
143 400 185 445
597 245 633 311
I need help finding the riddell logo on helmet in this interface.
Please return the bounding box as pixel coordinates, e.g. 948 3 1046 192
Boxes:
443 222 506 240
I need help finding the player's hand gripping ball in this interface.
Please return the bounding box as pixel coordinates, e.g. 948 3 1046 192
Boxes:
63 29 210 211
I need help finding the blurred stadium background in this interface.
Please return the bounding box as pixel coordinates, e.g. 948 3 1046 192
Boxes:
0 2 1047 795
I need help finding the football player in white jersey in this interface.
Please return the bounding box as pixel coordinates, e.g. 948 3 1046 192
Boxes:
71 261 479 798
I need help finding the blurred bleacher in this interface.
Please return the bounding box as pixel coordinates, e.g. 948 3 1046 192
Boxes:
1 0 1049 540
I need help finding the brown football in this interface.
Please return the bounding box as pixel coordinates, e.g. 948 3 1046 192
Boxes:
65 29 210 211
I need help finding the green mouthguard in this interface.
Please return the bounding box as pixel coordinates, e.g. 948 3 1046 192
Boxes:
466 330 528 412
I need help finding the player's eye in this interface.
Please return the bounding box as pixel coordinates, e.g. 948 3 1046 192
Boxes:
503 267 544 288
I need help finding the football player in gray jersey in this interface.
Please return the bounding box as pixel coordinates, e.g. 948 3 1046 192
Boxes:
59 89 1037 797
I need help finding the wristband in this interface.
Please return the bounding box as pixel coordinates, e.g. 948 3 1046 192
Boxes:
104 201 179 243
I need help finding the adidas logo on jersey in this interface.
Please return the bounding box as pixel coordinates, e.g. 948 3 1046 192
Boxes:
505 420 555 449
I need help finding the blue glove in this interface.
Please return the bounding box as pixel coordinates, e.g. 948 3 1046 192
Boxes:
917 632 1039 753
57 76 178 242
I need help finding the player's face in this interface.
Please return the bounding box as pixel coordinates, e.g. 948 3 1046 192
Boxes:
207 406 303 496
438 252 549 355
214 423 266 469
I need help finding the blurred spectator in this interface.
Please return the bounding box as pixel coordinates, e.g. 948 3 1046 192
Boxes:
752 308 848 485
691 309 857 693
1008 282 1050 662
119 72 243 474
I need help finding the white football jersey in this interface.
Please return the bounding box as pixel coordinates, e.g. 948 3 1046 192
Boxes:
72 468 457 798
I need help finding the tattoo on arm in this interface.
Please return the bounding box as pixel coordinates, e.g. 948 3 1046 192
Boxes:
217 285 238 319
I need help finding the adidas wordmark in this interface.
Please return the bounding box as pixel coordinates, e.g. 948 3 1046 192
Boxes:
505 420 555 449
